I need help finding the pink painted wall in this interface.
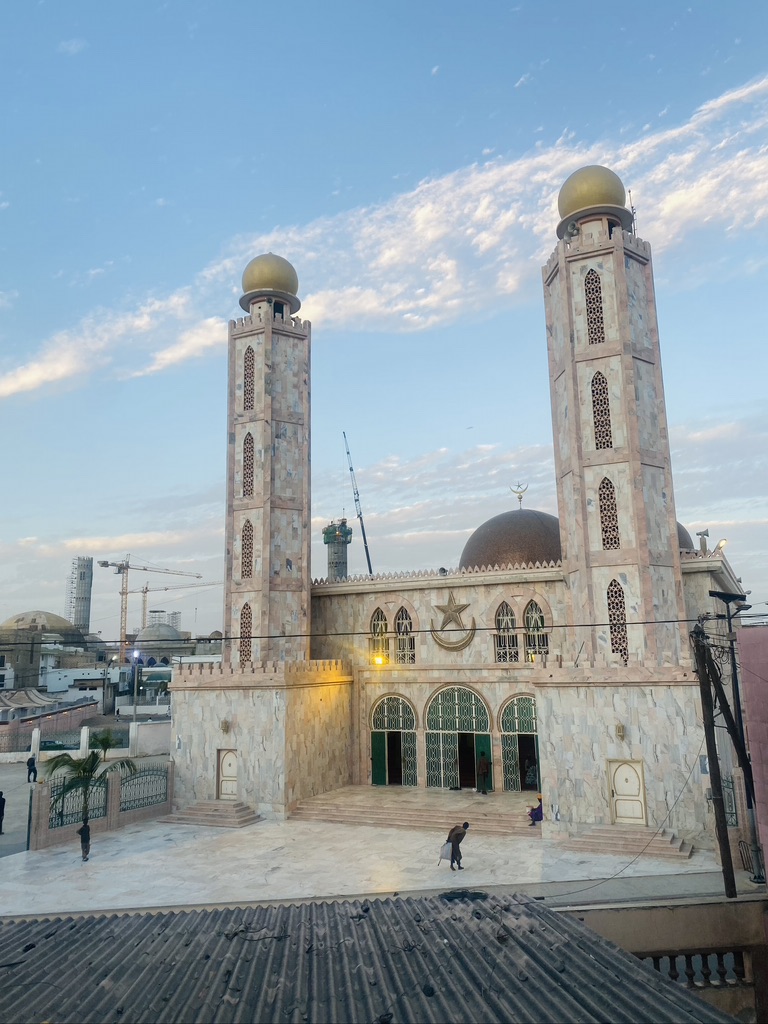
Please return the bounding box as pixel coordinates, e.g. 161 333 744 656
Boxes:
740 623 768 849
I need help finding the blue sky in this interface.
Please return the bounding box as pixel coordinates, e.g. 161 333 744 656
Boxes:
1 0 766 640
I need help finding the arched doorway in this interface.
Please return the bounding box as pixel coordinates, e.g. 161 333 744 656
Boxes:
370 696 417 786
425 686 492 790
500 695 539 791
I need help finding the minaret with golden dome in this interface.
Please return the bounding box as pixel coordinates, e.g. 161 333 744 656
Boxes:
543 165 688 667
223 252 311 665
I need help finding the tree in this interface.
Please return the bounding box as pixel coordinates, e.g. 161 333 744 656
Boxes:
90 728 121 763
46 750 137 826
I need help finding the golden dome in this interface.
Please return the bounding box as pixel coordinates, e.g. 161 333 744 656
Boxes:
241 253 299 298
558 165 626 220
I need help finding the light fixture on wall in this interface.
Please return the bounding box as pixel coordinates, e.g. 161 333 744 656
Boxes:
220 719 231 734
615 723 625 740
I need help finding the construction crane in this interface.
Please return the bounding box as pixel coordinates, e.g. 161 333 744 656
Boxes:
343 432 373 575
128 580 224 629
97 555 202 666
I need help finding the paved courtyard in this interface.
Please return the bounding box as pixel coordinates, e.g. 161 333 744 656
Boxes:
0 758 757 918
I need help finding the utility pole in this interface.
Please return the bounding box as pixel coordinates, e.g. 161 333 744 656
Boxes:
691 625 737 898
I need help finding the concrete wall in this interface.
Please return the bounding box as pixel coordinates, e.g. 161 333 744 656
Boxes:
741 623 768 850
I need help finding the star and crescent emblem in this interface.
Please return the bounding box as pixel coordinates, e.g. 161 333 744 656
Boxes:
430 591 476 651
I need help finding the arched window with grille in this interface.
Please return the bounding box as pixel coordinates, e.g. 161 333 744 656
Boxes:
494 602 519 663
394 607 415 664
242 433 254 498
591 371 613 449
599 477 621 550
371 695 417 787
608 579 629 664
243 346 255 412
585 268 605 344
239 603 252 664
241 519 253 579
524 600 548 662
500 695 539 791
369 608 389 665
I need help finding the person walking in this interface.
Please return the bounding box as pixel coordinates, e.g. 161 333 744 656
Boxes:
77 817 91 861
477 752 490 795
0 791 5 834
26 755 37 783
447 821 469 870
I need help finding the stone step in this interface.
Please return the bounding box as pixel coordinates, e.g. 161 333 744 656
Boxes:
162 800 261 829
289 805 539 837
564 827 693 860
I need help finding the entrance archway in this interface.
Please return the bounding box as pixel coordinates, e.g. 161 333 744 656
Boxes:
500 695 539 791
425 686 492 790
370 696 417 786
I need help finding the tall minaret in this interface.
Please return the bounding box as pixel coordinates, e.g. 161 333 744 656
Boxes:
223 253 311 666
542 166 687 666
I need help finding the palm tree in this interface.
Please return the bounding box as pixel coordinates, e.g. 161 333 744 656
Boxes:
46 750 137 826
91 728 121 763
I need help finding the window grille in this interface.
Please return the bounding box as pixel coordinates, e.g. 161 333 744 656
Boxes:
394 607 415 664
585 269 605 344
500 695 537 734
239 603 252 664
369 608 390 665
241 519 253 579
494 602 519 663
242 433 254 498
607 579 629 664
524 601 548 661
372 695 416 731
591 371 613 449
599 477 621 550
425 686 489 732
243 345 255 412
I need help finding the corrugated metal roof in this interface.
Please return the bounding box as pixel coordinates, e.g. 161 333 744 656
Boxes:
0 893 735 1024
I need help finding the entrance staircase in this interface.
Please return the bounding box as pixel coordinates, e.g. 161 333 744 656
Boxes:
290 786 539 838
563 825 693 860
162 800 260 829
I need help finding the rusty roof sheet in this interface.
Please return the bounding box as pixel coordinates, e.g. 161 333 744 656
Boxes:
0 893 736 1024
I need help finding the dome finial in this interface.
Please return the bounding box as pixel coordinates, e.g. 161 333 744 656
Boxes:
240 252 300 313
556 165 633 239
510 482 528 509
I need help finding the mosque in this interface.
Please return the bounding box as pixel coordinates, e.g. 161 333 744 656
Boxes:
170 166 747 845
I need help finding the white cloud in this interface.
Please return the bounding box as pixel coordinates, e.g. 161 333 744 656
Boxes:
57 39 88 56
0 290 18 310
5 74 768 396
514 73 531 88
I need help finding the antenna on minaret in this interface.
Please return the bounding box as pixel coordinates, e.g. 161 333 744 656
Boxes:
628 188 637 234
510 481 528 509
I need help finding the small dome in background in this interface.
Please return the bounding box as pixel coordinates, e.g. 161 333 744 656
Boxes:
135 623 182 645
459 509 562 570
677 522 695 551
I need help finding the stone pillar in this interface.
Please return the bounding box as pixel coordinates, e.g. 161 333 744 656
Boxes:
79 726 90 758
30 727 40 759
129 721 139 757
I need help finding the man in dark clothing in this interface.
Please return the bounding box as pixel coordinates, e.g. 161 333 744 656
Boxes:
477 753 490 795
77 818 91 861
0 792 5 834
26 756 37 783
447 821 469 870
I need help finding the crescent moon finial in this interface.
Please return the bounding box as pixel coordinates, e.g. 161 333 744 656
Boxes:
510 481 528 509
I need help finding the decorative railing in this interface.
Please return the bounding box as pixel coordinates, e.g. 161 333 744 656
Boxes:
721 774 738 826
0 730 32 754
119 767 169 812
641 949 749 990
48 777 107 829
39 730 81 751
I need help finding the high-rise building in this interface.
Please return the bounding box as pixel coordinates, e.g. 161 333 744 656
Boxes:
65 556 93 634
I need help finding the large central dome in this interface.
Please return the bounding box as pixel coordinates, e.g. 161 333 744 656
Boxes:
459 509 562 569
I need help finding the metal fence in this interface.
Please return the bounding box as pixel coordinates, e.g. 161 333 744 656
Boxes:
39 730 81 752
48 776 107 829
721 774 738 827
119 767 169 812
0 731 32 754
90 730 129 751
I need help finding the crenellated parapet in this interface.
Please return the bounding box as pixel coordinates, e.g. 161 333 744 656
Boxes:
311 559 563 588
171 658 352 691
230 314 309 334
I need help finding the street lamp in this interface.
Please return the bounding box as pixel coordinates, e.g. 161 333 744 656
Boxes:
709 589 765 884
132 649 141 724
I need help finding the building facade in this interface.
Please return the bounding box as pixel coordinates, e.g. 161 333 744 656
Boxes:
170 168 748 846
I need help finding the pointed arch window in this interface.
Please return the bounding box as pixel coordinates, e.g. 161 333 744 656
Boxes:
585 268 605 344
243 346 255 412
591 371 613 449
599 477 621 550
394 607 415 664
524 600 548 662
369 608 390 665
494 602 519 663
241 519 253 579
239 603 252 664
242 433 254 498
607 579 629 664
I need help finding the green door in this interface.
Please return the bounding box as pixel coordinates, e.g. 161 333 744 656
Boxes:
371 731 387 785
475 733 493 792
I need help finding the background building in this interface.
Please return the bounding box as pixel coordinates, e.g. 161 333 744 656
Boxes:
65 556 93 634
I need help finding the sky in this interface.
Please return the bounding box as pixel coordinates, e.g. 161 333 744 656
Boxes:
1 0 767 642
